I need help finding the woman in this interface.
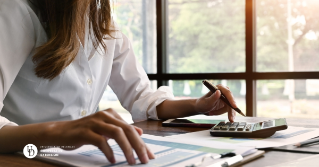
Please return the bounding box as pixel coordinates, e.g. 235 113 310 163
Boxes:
0 0 238 164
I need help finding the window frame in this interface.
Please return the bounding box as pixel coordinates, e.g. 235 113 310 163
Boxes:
147 0 319 116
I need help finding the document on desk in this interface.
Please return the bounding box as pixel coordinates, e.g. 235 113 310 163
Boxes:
31 134 254 167
266 154 319 167
167 126 319 149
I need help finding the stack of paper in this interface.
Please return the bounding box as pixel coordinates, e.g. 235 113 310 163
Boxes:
167 126 319 149
29 134 256 167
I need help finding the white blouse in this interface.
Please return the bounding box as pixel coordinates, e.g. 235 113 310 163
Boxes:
0 0 174 129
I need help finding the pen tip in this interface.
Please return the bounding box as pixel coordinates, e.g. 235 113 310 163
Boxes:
235 108 246 117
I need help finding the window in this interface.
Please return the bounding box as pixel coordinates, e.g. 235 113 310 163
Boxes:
113 0 157 74
255 0 319 118
257 79 319 119
168 0 245 73
256 0 319 72
102 0 319 121
148 0 319 119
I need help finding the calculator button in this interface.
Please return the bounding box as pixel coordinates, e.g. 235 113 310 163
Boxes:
229 122 239 131
217 122 225 126
221 122 232 130
221 126 229 130
237 125 245 131
245 124 252 131
229 127 236 131
213 122 225 130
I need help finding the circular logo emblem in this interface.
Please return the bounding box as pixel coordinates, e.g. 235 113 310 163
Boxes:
23 144 38 158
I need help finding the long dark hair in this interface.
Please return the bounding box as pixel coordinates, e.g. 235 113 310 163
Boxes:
30 0 115 80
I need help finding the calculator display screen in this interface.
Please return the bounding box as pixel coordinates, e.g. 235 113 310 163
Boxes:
275 118 287 126
254 119 286 131
263 120 274 128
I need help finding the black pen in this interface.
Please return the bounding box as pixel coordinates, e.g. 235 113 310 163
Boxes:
202 80 246 117
294 137 319 147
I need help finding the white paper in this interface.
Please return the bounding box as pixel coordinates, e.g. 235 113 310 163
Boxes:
167 126 319 149
266 154 319 167
31 134 254 167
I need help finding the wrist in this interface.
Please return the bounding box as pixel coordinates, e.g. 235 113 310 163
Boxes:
41 121 62 146
192 98 201 114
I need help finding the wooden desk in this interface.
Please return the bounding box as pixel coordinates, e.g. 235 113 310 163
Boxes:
1 117 318 167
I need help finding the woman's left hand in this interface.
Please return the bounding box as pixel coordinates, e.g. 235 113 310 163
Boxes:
194 84 238 122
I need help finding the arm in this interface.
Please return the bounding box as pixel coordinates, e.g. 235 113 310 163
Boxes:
157 85 238 122
108 32 174 122
0 110 154 164
0 122 52 153
156 99 198 119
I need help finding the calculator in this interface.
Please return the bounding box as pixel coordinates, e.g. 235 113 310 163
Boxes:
210 118 288 138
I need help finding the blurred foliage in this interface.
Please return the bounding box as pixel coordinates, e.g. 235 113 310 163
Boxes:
168 0 245 73
113 0 144 64
113 0 319 99
256 0 319 72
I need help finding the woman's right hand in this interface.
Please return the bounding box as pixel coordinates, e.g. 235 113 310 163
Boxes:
44 108 155 165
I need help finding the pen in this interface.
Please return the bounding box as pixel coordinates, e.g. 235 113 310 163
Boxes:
186 152 237 167
294 137 319 147
202 80 246 117
206 155 243 167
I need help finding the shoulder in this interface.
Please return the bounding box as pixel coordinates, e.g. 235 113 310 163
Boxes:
111 21 128 43
0 0 45 44
104 20 122 39
0 0 30 16
0 0 36 30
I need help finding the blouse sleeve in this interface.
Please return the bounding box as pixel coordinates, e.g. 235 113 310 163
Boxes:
108 32 174 122
0 0 36 128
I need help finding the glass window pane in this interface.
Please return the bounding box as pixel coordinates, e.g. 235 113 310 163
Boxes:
99 81 157 124
257 0 319 72
257 80 319 119
170 80 246 117
113 0 157 73
168 0 245 73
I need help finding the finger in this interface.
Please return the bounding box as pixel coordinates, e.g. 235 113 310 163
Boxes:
203 91 213 98
100 114 149 164
197 90 221 114
216 85 238 109
120 125 149 164
209 99 225 111
208 104 228 116
227 106 236 123
145 144 155 159
103 109 126 123
109 126 136 164
208 90 221 102
133 126 143 136
86 131 115 164
93 122 136 165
